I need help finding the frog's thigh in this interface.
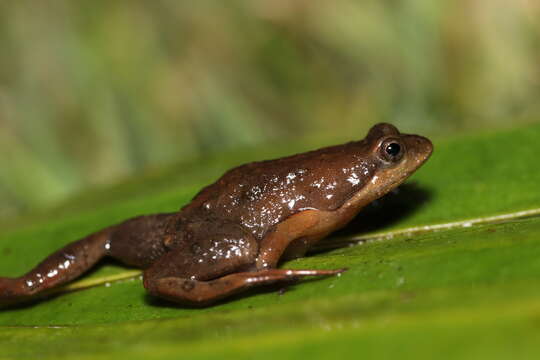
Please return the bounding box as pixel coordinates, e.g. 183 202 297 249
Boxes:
143 223 259 287
256 209 326 269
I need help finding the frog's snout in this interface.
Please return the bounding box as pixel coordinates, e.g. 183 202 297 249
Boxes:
407 135 433 162
399 135 433 173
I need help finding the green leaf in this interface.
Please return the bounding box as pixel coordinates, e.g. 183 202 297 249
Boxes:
1 123 540 359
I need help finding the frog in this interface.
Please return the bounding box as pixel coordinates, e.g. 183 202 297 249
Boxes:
0 123 432 307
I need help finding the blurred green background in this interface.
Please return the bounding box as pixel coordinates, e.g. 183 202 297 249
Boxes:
0 0 539 218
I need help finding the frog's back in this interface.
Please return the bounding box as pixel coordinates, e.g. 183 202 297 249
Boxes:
181 141 376 239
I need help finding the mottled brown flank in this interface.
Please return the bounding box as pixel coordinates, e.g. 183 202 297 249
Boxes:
0 123 433 306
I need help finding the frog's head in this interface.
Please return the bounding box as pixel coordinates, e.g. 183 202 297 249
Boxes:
368 122 432 170
347 123 433 208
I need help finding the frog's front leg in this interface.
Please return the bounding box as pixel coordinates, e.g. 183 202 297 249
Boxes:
256 209 332 268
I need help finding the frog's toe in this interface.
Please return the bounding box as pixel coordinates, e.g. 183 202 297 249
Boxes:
0 277 20 305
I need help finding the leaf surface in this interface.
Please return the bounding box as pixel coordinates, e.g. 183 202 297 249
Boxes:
1 123 540 359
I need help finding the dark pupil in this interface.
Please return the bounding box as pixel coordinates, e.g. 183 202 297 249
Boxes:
385 143 401 157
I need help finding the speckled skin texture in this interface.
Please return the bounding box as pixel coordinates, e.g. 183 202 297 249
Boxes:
0 123 433 306
182 141 378 239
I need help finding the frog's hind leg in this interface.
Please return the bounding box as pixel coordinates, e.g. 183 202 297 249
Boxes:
144 268 346 306
0 228 112 306
0 213 174 306
143 213 347 306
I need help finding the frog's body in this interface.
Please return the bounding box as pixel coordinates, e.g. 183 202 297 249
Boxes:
0 123 432 306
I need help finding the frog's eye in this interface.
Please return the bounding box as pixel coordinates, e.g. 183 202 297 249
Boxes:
379 139 404 163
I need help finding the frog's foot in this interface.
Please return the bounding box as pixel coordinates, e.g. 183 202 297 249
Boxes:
0 276 54 307
0 227 115 307
143 268 347 306
0 277 27 307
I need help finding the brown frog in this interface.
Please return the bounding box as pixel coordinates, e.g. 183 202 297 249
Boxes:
0 123 432 306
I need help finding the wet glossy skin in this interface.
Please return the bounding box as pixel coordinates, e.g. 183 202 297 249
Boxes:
0 123 433 307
